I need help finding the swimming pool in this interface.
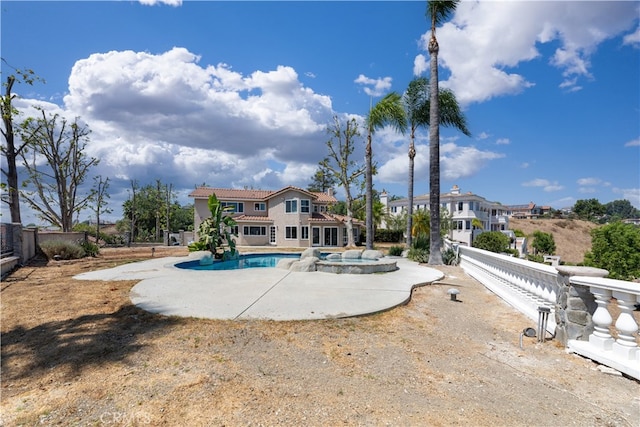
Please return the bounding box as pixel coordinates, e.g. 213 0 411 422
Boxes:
176 253 301 271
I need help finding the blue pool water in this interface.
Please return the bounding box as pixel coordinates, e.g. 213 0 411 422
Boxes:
176 253 301 271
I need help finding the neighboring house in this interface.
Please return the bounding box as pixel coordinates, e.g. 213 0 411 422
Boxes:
505 202 552 219
382 185 510 247
189 186 362 248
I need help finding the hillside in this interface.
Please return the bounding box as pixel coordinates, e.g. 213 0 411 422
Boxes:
509 218 599 265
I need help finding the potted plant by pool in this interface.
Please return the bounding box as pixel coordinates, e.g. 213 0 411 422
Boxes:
188 194 238 260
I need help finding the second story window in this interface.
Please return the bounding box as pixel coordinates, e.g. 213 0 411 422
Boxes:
301 199 310 213
254 202 266 212
457 202 464 211
285 199 298 213
221 202 244 213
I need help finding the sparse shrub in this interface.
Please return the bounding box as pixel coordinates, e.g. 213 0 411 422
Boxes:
512 229 526 237
407 233 430 262
80 240 100 257
442 248 458 265
39 240 86 260
412 234 429 250
503 248 519 257
527 254 544 264
388 245 404 256
407 247 429 263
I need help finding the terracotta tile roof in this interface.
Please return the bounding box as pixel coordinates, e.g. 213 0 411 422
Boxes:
189 187 274 201
267 185 316 200
189 186 338 203
308 213 364 225
233 215 273 223
330 214 364 225
308 212 336 222
313 191 338 203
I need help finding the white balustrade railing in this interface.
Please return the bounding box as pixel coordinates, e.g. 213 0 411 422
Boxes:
566 276 639 380
448 241 640 380
455 244 559 332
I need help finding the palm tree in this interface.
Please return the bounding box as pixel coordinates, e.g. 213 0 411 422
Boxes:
402 77 469 248
411 209 430 239
365 92 407 249
427 0 460 265
403 78 429 248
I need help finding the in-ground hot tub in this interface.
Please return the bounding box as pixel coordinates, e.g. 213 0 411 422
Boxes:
315 257 398 274
313 249 398 274
275 248 399 274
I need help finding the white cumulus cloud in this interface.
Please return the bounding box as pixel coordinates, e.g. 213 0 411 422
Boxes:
15 47 341 218
354 74 393 97
522 178 564 192
417 1 639 104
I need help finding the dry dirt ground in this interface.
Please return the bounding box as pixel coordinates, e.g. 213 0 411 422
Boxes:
508 218 599 265
2 246 639 426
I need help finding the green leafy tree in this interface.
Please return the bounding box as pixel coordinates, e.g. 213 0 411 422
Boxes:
385 210 407 233
330 200 347 216
473 231 510 254
18 108 98 231
604 199 640 221
320 116 365 247
427 0 461 265
122 180 186 240
531 230 556 255
584 222 640 280
403 77 470 247
189 194 237 259
307 164 337 193
171 203 194 232
573 198 605 222
365 92 407 249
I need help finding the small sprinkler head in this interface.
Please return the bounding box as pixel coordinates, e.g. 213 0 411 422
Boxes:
447 288 460 301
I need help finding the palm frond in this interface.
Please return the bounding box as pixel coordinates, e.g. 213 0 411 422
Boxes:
367 92 407 134
426 0 460 26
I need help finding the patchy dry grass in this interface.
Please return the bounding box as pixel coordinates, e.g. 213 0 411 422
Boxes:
2 245 637 426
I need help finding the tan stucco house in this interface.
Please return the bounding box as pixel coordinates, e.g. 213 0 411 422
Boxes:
189 186 362 247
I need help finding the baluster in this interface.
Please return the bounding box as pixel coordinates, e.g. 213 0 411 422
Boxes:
521 266 534 296
611 290 639 360
514 265 527 294
533 270 547 304
540 271 555 305
589 287 614 350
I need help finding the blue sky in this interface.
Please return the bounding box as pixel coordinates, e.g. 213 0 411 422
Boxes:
2 0 639 225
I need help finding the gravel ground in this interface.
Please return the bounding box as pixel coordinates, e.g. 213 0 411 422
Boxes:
1 247 639 426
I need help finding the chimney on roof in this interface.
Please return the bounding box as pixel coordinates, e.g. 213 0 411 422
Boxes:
451 185 460 195
327 188 334 197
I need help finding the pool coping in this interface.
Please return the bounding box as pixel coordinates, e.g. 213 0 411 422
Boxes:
73 255 444 321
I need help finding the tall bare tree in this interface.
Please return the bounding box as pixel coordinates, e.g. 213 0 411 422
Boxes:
0 66 42 223
427 0 460 264
319 116 365 247
18 107 98 231
90 175 111 242
365 92 406 249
